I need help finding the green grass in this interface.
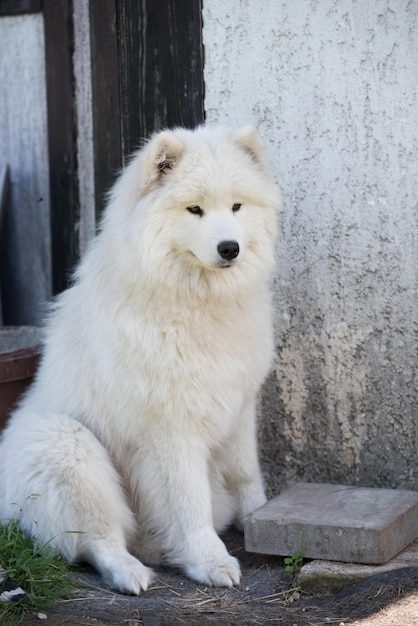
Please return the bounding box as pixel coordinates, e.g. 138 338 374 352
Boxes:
0 519 79 625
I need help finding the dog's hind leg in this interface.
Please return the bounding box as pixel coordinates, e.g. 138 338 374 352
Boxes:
0 411 154 595
219 397 267 529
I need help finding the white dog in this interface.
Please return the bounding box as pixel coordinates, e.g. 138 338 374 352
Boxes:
0 125 281 594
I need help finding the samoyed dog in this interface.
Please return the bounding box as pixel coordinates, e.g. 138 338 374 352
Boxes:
0 125 281 594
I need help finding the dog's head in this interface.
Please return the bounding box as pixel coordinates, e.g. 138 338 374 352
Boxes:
104 125 281 291
139 126 280 270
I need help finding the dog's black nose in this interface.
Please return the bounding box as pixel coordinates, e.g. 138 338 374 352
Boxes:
217 240 240 261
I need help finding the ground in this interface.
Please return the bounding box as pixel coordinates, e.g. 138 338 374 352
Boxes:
21 530 418 626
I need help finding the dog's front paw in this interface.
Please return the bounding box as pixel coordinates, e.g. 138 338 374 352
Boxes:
101 552 155 595
187 553 241 587
181 530 241 587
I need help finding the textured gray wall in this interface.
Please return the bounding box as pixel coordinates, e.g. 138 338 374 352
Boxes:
0 15 51 325
203 0 418 493
73 0 96 257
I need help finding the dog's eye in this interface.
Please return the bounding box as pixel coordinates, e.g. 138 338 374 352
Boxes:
187 205 204 217
232 203 242 212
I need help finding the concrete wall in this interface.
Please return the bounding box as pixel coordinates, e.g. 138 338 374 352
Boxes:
73 0 95 257
0 14 51 325
203 0 418 493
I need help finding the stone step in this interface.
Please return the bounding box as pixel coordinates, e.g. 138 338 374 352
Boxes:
244 482 418 564
298 538 418 593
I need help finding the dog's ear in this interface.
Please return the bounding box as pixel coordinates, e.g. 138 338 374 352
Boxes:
141 130 185 192
153 131 185 173
234 125 265 166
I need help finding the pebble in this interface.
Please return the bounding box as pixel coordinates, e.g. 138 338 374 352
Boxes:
37 613 48 620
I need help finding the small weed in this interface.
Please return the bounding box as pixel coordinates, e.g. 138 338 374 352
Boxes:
284 549 304 576
283 548 304 604
284 530 305 586
0 519 79 625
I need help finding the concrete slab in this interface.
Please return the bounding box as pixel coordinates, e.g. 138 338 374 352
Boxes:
299 538 418 593
244 482 418 564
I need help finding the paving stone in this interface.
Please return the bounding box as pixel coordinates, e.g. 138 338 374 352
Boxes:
299 538 418 593
244 482 418 564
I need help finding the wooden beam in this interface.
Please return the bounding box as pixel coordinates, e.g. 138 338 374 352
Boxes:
118 0 205 159
43 0 79 294
88 0 205 220
0 0 42 16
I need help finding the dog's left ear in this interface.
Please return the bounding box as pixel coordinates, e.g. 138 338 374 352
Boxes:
153 131 185 173
141 130 185 191
234 125 266 166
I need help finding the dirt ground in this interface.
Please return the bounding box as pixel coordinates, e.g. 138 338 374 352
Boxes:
21 530 418 626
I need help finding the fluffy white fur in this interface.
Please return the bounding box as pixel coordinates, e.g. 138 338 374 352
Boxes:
0 125 281 594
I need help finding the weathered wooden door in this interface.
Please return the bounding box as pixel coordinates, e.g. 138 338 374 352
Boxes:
0 0 204 323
